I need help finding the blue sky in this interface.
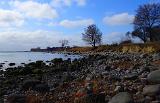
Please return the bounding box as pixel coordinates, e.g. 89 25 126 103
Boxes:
0 0 157 51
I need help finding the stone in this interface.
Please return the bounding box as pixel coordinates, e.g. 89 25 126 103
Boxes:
153 53 160 61
124 73 138 80
108 92 133 103
144 96 153 103
147 70 160 84
86 83 94 95
142 84 160 96
114 85 124 92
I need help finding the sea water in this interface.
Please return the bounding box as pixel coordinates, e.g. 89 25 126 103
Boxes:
0 51 82 70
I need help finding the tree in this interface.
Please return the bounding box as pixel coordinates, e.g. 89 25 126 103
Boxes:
119 32 133 44
82 24 102 48
59 40 69 48
132 3 160 42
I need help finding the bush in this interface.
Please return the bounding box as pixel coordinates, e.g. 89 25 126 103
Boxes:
120 39 132 45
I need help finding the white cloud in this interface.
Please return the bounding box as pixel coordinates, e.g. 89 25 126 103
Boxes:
51 0 86 7
103 32 142 44
103 13 134 26
12 1 58 19
103 32 125 44
48 22 59 26
75 0 86 6
59 19 94 28
0 9 24 27
0 30 84 51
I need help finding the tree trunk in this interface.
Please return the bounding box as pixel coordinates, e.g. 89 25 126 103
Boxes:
149 29 153 42
93 39 96 48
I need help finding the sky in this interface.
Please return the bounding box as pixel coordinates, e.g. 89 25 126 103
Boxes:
0 0 158 51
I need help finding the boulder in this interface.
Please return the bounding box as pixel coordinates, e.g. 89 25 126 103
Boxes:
147 70 160 84
108 92 133 103
22 79 41 90
142 84 160 96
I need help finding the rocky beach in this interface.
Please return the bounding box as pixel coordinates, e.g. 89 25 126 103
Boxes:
0 0 160 103
1 52 160 103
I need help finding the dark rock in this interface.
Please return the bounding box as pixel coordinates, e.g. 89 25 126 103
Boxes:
9 63 16 66
108 92 133 103
35 84 49 92
22 79 41 90
147 70 160 84
140 53 149 58
51 58 63 64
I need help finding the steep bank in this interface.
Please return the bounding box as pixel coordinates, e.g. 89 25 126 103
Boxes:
68 42 160 53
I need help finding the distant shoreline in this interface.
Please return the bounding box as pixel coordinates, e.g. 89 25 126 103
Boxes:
0 51 30 52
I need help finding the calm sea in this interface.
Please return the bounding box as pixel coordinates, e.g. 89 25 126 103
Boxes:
0 51 82 70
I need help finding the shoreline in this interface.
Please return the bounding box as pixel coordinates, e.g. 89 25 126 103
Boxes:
0 52 83 71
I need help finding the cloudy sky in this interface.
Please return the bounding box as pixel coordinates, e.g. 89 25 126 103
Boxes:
0 0 154 51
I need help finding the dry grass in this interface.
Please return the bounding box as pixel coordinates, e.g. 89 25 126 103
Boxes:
121 42 160 53
68 42 160 53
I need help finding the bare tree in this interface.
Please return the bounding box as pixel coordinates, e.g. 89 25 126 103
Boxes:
59 40 69 48
82 24 102 48
132 3 160 42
